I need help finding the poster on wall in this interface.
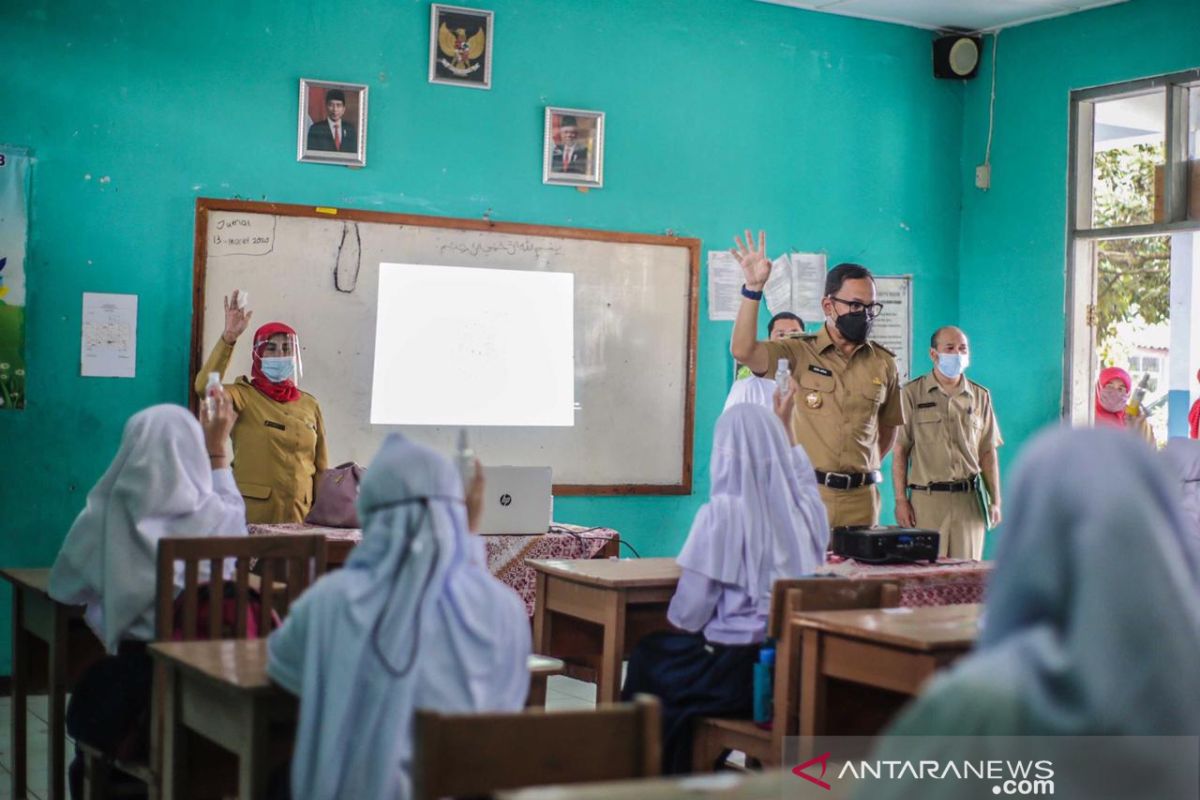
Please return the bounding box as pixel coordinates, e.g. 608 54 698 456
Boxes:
0 147 30 410
872 275 913 383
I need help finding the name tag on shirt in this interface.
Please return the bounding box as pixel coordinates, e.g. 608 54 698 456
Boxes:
807 365 832 377
917 402 937 409
264 420 286 431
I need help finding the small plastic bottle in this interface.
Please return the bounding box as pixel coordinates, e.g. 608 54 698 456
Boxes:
774 359 791 398
752 645 776 725
456 428 477 492
203 372 222 419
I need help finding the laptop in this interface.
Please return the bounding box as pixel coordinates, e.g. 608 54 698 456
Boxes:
476 466 553 535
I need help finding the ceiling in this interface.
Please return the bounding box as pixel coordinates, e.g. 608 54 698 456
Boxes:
756 0 1130 33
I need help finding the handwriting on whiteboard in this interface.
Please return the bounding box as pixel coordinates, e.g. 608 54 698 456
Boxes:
208 213 276 257
438 238 563 262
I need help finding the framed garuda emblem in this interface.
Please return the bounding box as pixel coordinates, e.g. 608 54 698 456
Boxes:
429 4 493 90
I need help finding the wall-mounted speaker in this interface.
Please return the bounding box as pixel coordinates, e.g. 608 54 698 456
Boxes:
933 35 982 79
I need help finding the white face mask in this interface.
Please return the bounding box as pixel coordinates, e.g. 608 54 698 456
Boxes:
937 353 969 379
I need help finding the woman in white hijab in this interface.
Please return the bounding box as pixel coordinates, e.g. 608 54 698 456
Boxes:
267 434 530 800
50 399 245 652
856 427 1200 798
1163 437 1200 538
622 399 829 774
50 399 243 797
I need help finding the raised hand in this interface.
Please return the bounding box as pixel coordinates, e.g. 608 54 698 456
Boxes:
222 290 253 345
730 229 772 291
466 458 485 533
200 387 237 467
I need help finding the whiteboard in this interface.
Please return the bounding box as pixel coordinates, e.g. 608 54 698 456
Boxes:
872 275 913 383
190 200 699 494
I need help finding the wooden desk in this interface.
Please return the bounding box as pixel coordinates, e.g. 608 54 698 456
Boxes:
149 639 296 800
149 639 571 798
2 567 105 800
529 558 680 705
794 603 981 736
497 769 849 799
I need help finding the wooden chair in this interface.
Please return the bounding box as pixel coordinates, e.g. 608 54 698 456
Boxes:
690 577 901 773
80 534 328 799
155 534 327 640
412 695 662 800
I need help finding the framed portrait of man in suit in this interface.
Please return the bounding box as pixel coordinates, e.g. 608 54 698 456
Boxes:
543 107 604 188
297 79 368 167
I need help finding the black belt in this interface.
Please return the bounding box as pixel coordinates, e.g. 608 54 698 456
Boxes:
908 475 979 494
815 470 882 490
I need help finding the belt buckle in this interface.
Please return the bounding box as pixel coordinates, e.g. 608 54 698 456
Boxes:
824 471 852 490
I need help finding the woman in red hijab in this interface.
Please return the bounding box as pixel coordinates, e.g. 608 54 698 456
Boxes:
1188 370 1200 439
1095 366 1156 446
194 290 328 523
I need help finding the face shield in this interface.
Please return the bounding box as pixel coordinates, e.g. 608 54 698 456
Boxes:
253 330 303 386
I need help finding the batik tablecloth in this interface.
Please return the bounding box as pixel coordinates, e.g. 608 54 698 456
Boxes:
817 556 992 607
247 522 618 616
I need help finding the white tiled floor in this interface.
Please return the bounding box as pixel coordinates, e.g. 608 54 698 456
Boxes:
0 694 59 800
0 682 596 800
544 675 601 711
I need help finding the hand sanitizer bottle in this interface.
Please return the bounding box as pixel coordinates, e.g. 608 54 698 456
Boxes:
775 359 791 398
204 372 222 419
456 429 477 492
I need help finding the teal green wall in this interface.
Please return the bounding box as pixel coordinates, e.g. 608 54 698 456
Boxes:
0 0 967 673
957 0 1200 475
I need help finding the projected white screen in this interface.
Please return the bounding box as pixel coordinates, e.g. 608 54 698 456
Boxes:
370 263 574 426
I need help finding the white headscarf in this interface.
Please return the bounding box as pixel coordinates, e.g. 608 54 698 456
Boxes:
1163 437 1200 539
48 405 247 653
723 376 776 412
677 403 828 616
268 434 530 800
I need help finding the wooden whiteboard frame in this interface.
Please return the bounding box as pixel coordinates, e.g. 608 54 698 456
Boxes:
189 198 700 495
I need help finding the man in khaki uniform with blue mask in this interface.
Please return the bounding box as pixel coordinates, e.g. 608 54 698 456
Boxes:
892 326 1002 559
730 231 905 528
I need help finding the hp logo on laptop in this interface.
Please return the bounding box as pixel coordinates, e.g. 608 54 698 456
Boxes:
499 494 512 506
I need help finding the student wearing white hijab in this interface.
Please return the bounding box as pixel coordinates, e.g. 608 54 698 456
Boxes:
1163 437 1200 538
267 434 530 800
50 400 245 652
856 427 1200 799
50 399 243 798
622 401 829 773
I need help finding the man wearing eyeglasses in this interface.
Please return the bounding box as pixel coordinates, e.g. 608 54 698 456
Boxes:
892 326 1002 559
730 230 904 528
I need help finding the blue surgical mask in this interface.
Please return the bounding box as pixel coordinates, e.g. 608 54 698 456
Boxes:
937 353 969 380
260 356 295 383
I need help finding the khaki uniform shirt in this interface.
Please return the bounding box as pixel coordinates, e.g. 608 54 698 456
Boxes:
898 372 1002 486
196 339 328 524
761 325 905 474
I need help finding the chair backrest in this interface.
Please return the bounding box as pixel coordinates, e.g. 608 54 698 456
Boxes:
770 578 900 757
768 577 902 638
155 534 328 640
412 695 661 800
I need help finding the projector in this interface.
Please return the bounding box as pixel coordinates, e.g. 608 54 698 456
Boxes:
831 527 940 564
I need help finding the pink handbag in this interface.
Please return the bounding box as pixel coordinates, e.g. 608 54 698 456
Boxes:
305 462 366 528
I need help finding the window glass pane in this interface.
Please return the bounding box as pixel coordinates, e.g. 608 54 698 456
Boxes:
1092 90 1166 228
1188 85 1200 220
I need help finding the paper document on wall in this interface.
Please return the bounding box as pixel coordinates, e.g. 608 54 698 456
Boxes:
871 276 912 382
766 252 826 322
81 292 138 378
707 251 742 321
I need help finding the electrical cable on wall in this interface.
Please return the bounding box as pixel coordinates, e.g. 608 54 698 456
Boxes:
978 29 1001 191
